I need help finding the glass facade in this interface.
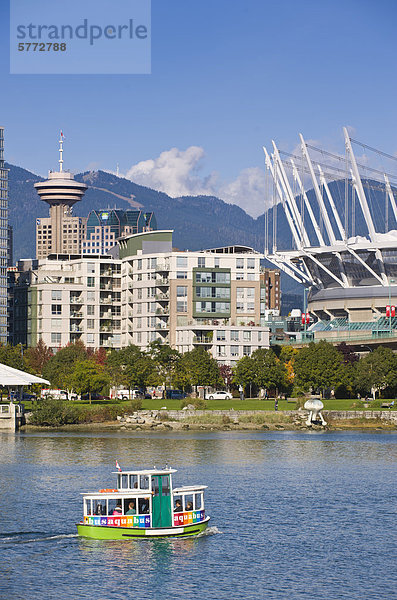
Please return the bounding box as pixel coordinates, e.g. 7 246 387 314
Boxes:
0 128 8 343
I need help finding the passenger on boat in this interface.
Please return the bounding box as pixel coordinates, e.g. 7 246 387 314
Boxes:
95 504 103 515
126 501 136 515
174 499 182 512
186 501 193 511
113 505 122 515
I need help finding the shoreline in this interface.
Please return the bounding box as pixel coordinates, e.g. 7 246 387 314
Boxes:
20 409 397 432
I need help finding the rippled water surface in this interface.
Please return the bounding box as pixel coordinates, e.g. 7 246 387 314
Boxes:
1 430 396 599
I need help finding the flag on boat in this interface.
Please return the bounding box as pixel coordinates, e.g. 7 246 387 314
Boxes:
116 460 122 472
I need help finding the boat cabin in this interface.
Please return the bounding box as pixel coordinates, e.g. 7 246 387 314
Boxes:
82 468 207 530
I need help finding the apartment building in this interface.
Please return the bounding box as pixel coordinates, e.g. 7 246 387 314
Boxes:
0 126 8 343
26 255 122 352
119 231 270 366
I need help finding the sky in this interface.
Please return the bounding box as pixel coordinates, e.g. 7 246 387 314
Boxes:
1 0 397 217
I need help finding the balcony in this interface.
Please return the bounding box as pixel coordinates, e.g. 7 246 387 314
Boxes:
156 292 169 300
70 311 83 318
155 322 169 330
156 308 169 315
70 296 83 304
100 325 113 333
155 262 170 272
193 335 213 344
70 325 83 332
156 277 169 286
100 283 113 291
100 298 112 304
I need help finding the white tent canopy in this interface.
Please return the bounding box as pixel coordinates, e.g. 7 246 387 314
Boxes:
0 363 50 386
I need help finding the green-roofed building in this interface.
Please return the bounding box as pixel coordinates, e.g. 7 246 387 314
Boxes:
82 209 157 255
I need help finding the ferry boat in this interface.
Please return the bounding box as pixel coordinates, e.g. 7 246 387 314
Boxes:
77 466 210 539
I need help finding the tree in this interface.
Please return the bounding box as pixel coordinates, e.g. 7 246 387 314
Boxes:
42 341 88 388
68 359 109 403
251 348 287 395
181 347 222 391
147 341 182 389
0 343 25 370
354 346 397 398
294 340 348 395
233 355 256 395
24 339 53 375
337 342 359 366
279 346 298 389
219 364 233 391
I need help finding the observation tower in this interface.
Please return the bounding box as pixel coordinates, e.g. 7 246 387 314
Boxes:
35 133 87 258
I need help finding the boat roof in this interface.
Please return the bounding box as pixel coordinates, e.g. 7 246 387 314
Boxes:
112 468 177 476
172 485 207 493
81 491 153 498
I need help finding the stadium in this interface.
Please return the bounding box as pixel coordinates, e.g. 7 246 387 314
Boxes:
264 128 397 348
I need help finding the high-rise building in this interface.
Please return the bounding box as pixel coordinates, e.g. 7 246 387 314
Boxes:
82 209 156 255
35 134 87 259
260 268 281 313
0 127 8 343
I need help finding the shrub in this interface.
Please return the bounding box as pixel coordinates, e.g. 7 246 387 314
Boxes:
193 397 207 410
30 397 80 427
126 398 143 413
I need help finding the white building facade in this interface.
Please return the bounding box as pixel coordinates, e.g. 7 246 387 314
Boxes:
27 231 270 365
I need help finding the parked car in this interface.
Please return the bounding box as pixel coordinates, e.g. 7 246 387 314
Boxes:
207 391 233 400
165 390 187 400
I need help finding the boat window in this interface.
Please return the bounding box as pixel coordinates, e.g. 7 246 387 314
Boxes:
107 499 122 515
151 477 160 496
161 476 170 496
93 499 106 515
138 497 150 515
173 494 182 512
117 474 121 488
85 499 92 515
121 474 129 489
129 474 138 489
140 475 149 489
194 493 203 510
124 498 137 514
184 494 193 511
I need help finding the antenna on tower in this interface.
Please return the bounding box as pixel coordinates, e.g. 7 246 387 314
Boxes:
59 130 65 172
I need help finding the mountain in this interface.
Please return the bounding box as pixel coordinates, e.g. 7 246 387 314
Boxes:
8 163 393 306
7 162 268 260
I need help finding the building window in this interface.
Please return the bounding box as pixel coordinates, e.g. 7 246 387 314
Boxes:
136 332 142 343
87 262 95 274
247 258 255 269
236 287 244 299
51 304 62 315
236 302 244 313
236 258 244 269
87 291 95 301
198 257 205 268
177 286 188 297
243 331 251 341
87 319 95 329
51 319 62 329
216 330 226 341
177 271 187 279
87 333 95 344
87 305 95 315
217 346 226 357
137 259 142 270
177 301 187 313
247 303 255 312
177 256 188 268
243 346 251 356
87 277 95 287
52 290 62 301
231 330 239 341
51 333 61 344
231 345 239 357
214 258 220 268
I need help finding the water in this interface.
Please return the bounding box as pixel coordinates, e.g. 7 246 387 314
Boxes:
1 430 396 600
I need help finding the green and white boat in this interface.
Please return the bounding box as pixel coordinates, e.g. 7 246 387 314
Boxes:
77 466 210 539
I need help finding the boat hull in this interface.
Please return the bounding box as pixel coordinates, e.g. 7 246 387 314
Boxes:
77 516 210 539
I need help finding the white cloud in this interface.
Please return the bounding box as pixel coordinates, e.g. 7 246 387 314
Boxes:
123 146 267 218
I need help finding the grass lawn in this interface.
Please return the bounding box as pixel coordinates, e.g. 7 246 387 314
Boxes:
19 397 397 413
